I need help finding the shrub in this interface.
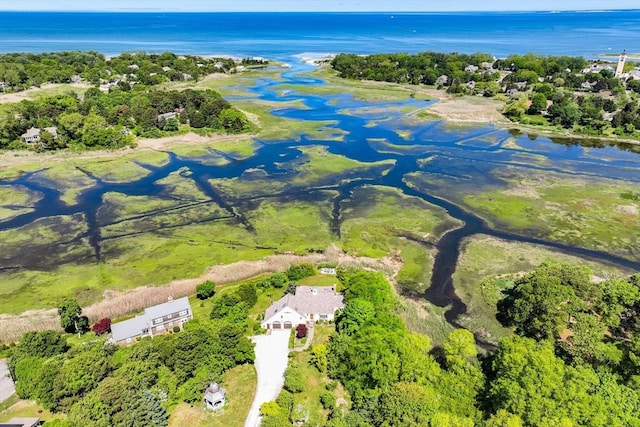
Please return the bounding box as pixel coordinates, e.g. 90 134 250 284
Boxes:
310 344 328 373
285 282 297 295
276 390 294 416
268 273 288 289
236 283 258 307
172 326 180 333
286 263 317 281
196 280 216 300
260 401 282 417
284 365 305 393
320 391 336 411
92 318 112 335
296 324 308 339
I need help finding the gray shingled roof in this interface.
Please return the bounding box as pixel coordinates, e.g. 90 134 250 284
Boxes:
265 286 344 320
110 315 149 342
144 296 191 321
204 383 225 402
22 127 40 138
111 297 191 342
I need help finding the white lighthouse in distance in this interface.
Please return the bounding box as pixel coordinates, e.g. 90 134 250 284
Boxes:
615 50 626 78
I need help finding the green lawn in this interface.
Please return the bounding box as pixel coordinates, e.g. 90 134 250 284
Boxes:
168 363 257 427
0 399 62 424
297 274 339 288
286 325 340 426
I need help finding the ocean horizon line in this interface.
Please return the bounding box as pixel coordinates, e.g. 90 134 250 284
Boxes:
0 9 638 14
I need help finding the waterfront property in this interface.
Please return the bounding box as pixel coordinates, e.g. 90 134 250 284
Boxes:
110 296 192 345
261 286 344 330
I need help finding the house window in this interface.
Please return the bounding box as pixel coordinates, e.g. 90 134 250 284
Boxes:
179 310 188 316
168 321 173 327
126 338 132 343
320 314 328 320
157 324 165 331
167 314 172 319
154 318 162 324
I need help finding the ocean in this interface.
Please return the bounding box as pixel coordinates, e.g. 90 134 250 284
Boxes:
0 10 638 59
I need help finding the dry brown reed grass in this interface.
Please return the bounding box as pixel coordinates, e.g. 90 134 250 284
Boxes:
0 246 401 343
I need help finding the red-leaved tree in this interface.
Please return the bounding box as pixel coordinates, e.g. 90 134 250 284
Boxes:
296 323 308 339
92 317 112 335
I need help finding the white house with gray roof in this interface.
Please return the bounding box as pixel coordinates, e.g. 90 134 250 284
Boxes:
110 296 192 345
21 127 58 144
261 286 344 330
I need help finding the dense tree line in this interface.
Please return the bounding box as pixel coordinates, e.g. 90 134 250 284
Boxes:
0 87 251 150
498 263 640 385
503 85 639 137
0 51 268 91
331 51 497 86
279 265 639 426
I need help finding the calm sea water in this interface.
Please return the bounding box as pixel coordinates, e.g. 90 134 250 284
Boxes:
0 10 638 59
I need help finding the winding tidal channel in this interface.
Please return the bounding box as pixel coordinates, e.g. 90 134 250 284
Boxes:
2 64 640 327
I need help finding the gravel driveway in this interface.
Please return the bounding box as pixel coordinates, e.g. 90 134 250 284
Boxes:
244 330 290 427
0 359 16 403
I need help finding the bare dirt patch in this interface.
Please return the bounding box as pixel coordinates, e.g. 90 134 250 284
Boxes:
616 204 639 216
416 89 508 124
502 185 541 199
0 82 91 104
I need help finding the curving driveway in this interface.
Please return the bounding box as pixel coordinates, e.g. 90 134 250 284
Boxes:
244 330 290 427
